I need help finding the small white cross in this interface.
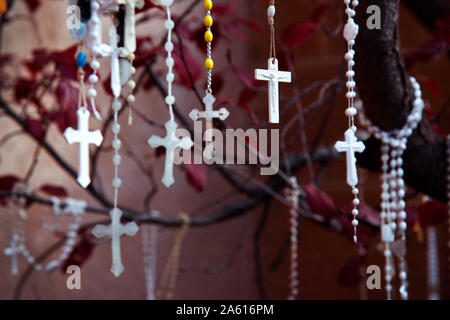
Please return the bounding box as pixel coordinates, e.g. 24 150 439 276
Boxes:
64 108 103 188
92 208 139 277
334 128 365 187
4 234 22 276
148 119 193 188
115 0 145 53
189 93 229 142
255 58 291 123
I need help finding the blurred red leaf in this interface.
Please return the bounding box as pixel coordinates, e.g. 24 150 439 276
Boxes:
25 0 41 12
282 22 319 48
52 79 78 133
26 49 51 75
0 175 21 206
185 163 207 193
53 45 78 81
417 200 447 227
304 183 336 219
26 118 45 140
14 77 35 102
173 44 202 88
40 185 68 198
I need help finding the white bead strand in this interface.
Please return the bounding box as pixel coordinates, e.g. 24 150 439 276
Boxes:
142 211 160 300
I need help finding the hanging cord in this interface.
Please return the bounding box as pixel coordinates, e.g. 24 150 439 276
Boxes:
156 213 190 299
268 0 277 62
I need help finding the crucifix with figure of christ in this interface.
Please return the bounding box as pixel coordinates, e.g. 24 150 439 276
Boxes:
255 58 291 124
148 119 193 188
334 128 365 187
64 108 103 188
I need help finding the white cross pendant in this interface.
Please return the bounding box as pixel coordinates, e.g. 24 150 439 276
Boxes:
334 128 365 187
255 58 291 124
148 119 193 188
189 93 229 142
92 208 139 277
64 108 103 188
4 234 21 275
115 0 145 53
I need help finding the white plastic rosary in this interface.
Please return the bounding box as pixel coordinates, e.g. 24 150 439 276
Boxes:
334 0 364 243
255 1 291 124
91 19 139 277
148 0 193 188
358 76 425 300
189 0 229 159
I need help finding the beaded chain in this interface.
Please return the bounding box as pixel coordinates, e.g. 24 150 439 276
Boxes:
358 76 425 300
335 0 364 243
156 213 190 299
426 222 440 300
43 198 87 272
447 134 450 290
285 177 300 300
142 212 160 300
204 0 214 93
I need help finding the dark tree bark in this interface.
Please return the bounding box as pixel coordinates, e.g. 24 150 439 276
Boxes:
354 0 447 202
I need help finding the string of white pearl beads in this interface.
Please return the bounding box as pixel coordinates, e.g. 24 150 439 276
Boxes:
286 177 300 300
111 99 123 207
343 0 359 127
447 134 450 288
16 219 43 271
142 211 160 300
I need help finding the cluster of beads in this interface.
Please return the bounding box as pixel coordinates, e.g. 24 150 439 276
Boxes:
357 76 425 300
204 0 214 88
426 223 440 300
142 211 160 300
447 134 450 289
111 99 123 208
43 198 86 272
285 177 300 300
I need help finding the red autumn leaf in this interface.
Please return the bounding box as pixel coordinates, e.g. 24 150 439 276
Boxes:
173 44 202 88
26 118 45 140
282 22 319 48
14 77 35 102
304 183 336 219
26 49 51 76
61 231 95 272
309 3 331 23
53 79 78 133
25 0 41 12
185 163 207 193
134 36 157 68
102 73 113 96
338 254 364 287
417 200 447 227
39 185 68 198
53 45 78 81
0 175 21 206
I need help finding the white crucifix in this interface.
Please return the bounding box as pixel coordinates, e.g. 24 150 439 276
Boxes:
148 119 193 188
64 108 103 188
4 234 21 276
334 128 365 187
115 0 144 53
97 24 128 97
255 58 291 124
189 93 229 143
92 208 139 277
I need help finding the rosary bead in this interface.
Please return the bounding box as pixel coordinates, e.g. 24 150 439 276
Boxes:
112 100 122 111
127 94 136 103
352 0 359 7
166 73 174 83
267 5 276 18
204 0 212 10
346 91 356 99
384 249 391 257
112 123 121 134
352 208 359 216
399 210 406 219
352 187 359 195
164 19 175 30
346 70 355 78
91 60 100 70
345 107 357 117
205 58 214 70
346 80 356 89
89 74 98 84
352 198 360 206
204 15 213 27
344 0 350 4
352 219 358 226
76 51 87 68
112 138 121 150
127 80 136 90
166 57 174 68
87 88 97 98
348 59 355 67
204 30 213 42
385 274 392 282
399 221 407 230
112 178 122 188
398 188 405 198
344 50 355 61
165 95 175 105
131 66 136 75
165 41 174 52
113 154 122 165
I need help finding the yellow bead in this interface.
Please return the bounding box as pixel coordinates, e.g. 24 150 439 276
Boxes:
205 58 213 70
204 0 212 10
204 30 213 42
204 15 213 27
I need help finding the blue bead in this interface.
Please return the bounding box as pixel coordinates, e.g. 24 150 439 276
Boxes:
76 51 87 68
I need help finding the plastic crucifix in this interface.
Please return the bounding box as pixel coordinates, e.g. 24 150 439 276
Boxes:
334 128 365 187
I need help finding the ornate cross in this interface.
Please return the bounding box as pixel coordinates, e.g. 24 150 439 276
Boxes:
115 0 144 53
92 208 139 277
334 128 365 187
4 234 21 275
189 93 229 142
255 58 291 123
64 108 103 188
148 119 193 188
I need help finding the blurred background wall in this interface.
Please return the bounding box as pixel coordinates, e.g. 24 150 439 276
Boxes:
0 0 448 299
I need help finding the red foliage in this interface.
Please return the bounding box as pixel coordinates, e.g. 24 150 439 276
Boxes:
304 183 336 219
39 184 68 198
417 200 447 227
0 175 21 206
26 118 45 140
